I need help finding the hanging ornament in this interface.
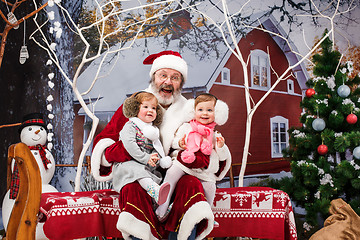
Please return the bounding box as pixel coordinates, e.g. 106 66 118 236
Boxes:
317 144 328 155
353 146 360 159
337 85 351 98
305 88 316 98
346 113 358 124
19 19 29 64
5 0 19 30
312 118 326 131
7 12 19 30
19 46 29 64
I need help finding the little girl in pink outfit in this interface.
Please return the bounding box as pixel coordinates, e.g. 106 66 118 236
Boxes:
156 93 231 221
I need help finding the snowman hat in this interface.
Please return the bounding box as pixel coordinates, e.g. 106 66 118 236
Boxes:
143 50 188 82
18 112 47 133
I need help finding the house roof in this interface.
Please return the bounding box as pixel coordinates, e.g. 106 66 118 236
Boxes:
76 12 309 113
261 14 309 90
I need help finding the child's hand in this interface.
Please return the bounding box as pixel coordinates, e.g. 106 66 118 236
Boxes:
216 136 225 148
148 153 159 167
179 134 187 149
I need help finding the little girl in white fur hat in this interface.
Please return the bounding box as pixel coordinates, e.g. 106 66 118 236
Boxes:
156 93 232 223
112 91 172 205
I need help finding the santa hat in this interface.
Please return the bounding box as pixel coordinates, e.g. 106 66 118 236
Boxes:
18 112 47 133
143 50 188 82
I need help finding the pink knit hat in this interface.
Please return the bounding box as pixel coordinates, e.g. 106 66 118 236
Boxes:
143 50 188 82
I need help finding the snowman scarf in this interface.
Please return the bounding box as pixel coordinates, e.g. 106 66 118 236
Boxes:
10 144 50 199
28 144 52 169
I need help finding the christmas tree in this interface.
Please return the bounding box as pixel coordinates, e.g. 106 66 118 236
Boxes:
281 31 360 230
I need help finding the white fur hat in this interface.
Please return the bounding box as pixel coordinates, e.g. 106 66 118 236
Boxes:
182 97 229 125
143 50 188 82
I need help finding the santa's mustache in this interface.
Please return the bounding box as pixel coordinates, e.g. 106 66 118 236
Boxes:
160 83 174 92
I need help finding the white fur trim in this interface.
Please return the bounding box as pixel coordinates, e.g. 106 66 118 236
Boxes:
215 144 232 181
129 117 159 141
117 212 158 240
158 94 188 155
91 138 115 182
182 99 196 123
159 156 172 169
177 201 214 240
150 54 188 82
214 100 229 126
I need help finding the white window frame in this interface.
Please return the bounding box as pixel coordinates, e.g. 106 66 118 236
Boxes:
250 50 271 89
287 79 294 94
270 116 289 158
221 67 230 85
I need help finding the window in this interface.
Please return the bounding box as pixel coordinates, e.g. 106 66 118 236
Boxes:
287 80 294 94
251 50 270 89
221 67 230 84
270 116 289 158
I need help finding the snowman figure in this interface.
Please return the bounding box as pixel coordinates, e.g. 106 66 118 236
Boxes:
2 113 58 240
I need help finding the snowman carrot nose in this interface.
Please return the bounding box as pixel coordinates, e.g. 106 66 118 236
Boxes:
35 129 40 134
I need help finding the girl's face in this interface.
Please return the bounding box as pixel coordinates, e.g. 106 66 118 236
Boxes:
138 98 157 123
195 100 215 125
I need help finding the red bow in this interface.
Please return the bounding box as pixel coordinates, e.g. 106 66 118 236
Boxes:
143 50 182 64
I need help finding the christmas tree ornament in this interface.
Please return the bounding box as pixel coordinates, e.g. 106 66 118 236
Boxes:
346 114 357 124
4 0 19 30
317 144 328 155
353 146 360 159
19 19 29 64
337 85 351 98
7 12 19 30
305 88 316 98
312 118 326 131
19 46 29 64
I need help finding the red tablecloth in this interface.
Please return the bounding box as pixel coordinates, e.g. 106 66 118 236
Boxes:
39 187 297 240
39 189 122 239
209 187 297 240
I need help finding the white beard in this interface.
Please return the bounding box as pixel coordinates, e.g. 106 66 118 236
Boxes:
149 82 180 106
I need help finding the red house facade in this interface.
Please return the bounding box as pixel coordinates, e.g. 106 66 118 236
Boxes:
206 17 308 177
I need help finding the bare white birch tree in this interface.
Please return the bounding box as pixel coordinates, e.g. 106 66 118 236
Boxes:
30 0 357 191
30 0 192 191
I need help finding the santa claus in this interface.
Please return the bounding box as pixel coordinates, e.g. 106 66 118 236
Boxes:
91 51 215 240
